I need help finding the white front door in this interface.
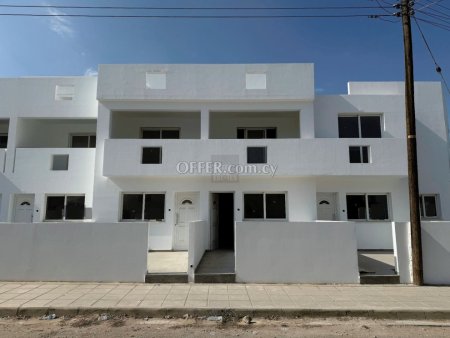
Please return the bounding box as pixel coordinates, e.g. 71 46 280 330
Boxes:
173 192 199 251
14 194 35 223
317 193 337 221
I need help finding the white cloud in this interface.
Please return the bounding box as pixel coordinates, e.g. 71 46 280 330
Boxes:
84 67 98 77
47 7 75 38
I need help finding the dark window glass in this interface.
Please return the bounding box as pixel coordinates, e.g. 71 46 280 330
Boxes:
237 128 245 139
266 128 277 139
45 196 65 220
362 146 369 163
247 129 265 139
144 194 165 220
52 155 69 170
247 147 267 164
424 196 437 217
265 194 286 219
71 136 89 148
89 136 96 148
349 146 362 163
368 195 389 220
122 194 143 220
360 116 381 138
65 196 85 220
0 135 8 148
244 194 264 219
338 116 359 138
142 130 161 139
142 147 162 164
346 195 366 219
161 129 180 139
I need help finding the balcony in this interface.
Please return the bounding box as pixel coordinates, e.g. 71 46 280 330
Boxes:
103 138 407 177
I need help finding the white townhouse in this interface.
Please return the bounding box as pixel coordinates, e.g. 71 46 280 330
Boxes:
0 63 449 284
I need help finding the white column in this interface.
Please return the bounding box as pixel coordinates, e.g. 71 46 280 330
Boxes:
299 103 315 139
200 108 209 140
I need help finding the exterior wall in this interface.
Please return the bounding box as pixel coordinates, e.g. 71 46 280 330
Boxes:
0 222 148 282
188 220 209 281
422 221 450 285
235 221 359 283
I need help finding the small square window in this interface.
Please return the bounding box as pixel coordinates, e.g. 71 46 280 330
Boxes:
247 147 267 164
142 147 162 164
246 73 266 90
420 194 439 218
0 134 8 148
52 155 69 170
349 146 369 163
55 85 75 101
146 72 166 89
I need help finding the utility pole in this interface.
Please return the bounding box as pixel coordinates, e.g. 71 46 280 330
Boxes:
400 0 423 285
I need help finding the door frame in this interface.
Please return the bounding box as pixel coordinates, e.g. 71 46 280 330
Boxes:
12 193 35 223
172 191 200 251
209 191 235 250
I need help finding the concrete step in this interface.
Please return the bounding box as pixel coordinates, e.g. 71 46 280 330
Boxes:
360 274 400 284
195 273 236 283
145 272 188 283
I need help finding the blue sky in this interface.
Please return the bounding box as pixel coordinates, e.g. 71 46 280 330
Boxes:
0 0 449 98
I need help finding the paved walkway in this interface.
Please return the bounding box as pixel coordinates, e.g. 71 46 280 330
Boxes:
1 282 450 319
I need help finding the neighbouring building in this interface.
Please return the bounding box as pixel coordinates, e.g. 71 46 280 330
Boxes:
0 63 449 284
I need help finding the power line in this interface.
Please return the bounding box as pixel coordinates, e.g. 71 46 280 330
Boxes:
412 15 450 95
414 16 450 31
416 0 446 11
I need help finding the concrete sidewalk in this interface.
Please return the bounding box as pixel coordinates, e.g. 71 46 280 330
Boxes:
1 282 450 319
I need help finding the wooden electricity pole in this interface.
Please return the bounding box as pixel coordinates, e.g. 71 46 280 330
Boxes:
401 0 423 285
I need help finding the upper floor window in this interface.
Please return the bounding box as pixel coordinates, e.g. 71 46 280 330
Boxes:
70 134 96 148
419 194 439 219
237 127 277 139
55 85 75 101
247 147 267 164
51 154 69 171
0 134 7 148
346 194 389 221
146 72 166 90
338 115 381 138
45 195 85 220
141 128 180 139
142 147 162 164
245 73 266 90
349 146 370 163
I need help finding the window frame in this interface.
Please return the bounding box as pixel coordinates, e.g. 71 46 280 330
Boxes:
243 192 287 221
237 127 277 139
121 192 166 222
338 114 383 138
349 145 370 163
346 193 390 221
69 133 96 148
141 127 180 139
44 194 86 221
419 194 440 219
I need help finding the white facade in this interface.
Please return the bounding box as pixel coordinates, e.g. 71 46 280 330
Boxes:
0 64 449 282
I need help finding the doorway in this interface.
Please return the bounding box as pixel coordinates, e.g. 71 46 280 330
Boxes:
211 193 234 250
317 192 337 221
173 192 199 251
13 194 35 223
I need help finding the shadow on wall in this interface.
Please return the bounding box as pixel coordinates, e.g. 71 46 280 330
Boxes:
422 223 450 285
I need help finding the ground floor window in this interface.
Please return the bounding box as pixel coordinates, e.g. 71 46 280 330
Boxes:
122 193 165 221
346 194 389 220
419 194 439 219
244 193 286 220
45 195 85 220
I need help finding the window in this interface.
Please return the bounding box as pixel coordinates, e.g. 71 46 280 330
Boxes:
237 128 277 139
419 194 439 218
338 115 381 138
55 85 75 101
141 128 180 139
142 147 162 164
122 193 165 221
247 147 267 164
0 134 7 148
244 193 286 219
346 194 389 220
45 195 85 220
349 146 370 163
51 154 69 170
245 73 266 90
70 135 96 148
146 72 166 89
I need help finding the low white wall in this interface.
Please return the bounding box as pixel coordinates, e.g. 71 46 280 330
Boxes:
0 222 148 282
188 220 209 280
422 221 450 285
354 222 393 250
392 222 412 283
235 221 359 283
